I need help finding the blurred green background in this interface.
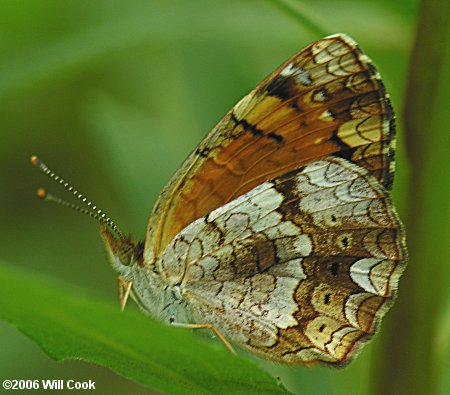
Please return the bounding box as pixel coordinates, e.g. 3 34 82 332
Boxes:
1 0 449 394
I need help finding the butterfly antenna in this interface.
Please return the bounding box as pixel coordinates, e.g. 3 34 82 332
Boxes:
30 155 125 239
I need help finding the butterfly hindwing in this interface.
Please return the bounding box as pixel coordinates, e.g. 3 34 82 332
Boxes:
157 157 406 364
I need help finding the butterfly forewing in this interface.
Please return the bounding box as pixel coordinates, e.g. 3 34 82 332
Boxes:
145 34 396 264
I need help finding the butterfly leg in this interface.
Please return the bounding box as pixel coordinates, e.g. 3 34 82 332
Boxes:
118 275 133 312
171 322 237 356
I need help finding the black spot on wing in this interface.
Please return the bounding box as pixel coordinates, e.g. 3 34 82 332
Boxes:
267 132 284 144
329 129 355 161
264 76 303 112
231 113 264 137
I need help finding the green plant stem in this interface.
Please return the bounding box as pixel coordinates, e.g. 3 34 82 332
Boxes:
266 0 332 37
375 0 450 394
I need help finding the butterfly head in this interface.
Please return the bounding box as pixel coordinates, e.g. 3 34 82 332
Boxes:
100 222 144 275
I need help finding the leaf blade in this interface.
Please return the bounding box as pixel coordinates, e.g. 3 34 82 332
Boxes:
0 261 290 395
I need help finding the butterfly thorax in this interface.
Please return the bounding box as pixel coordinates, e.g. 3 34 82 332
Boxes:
131 262 193 325
100 223 193 325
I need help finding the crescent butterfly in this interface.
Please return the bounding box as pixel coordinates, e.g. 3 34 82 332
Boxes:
33 34 407 365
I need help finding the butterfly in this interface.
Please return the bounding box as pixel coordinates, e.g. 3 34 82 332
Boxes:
33 34 406 365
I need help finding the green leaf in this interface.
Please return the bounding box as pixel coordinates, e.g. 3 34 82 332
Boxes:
0 261 290 395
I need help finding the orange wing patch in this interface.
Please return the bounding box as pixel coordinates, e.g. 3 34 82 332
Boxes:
144 34 395 263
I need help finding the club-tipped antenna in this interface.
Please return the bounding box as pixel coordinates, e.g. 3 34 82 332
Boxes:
31 155 125 239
